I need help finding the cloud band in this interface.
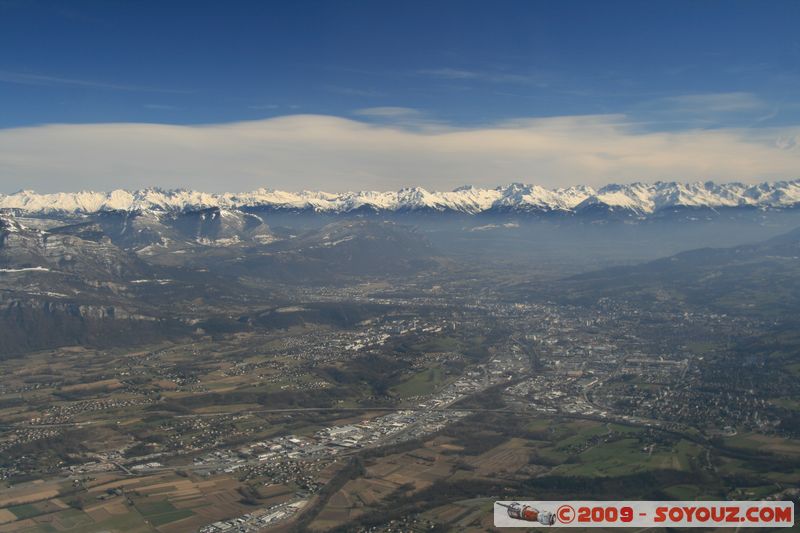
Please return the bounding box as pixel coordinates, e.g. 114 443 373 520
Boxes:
0 114 798 193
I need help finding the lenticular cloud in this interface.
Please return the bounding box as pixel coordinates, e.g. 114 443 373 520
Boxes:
0 114 798 193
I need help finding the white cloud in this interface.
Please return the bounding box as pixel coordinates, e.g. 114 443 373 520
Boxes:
0 114 799 193
418 68 480 80
417 67 549 87
660 92 767 113
354 106 422 118
0 69 188 93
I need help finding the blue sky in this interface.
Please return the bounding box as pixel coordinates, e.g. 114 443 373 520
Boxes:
1 0 800 192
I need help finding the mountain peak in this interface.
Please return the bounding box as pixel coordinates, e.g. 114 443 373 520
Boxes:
1 180 799 216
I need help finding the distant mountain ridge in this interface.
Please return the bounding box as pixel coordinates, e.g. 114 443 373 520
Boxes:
2 180 800 216
556 222 800 317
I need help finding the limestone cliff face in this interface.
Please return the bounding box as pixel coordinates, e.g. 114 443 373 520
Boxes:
1 214 146 280
0 297 181 356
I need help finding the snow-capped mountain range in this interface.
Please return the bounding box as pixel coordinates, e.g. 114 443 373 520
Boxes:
2 180 800 216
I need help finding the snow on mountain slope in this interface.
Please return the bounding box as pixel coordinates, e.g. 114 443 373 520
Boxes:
493 183 593 212
578 183 654 214
2 180 799 216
